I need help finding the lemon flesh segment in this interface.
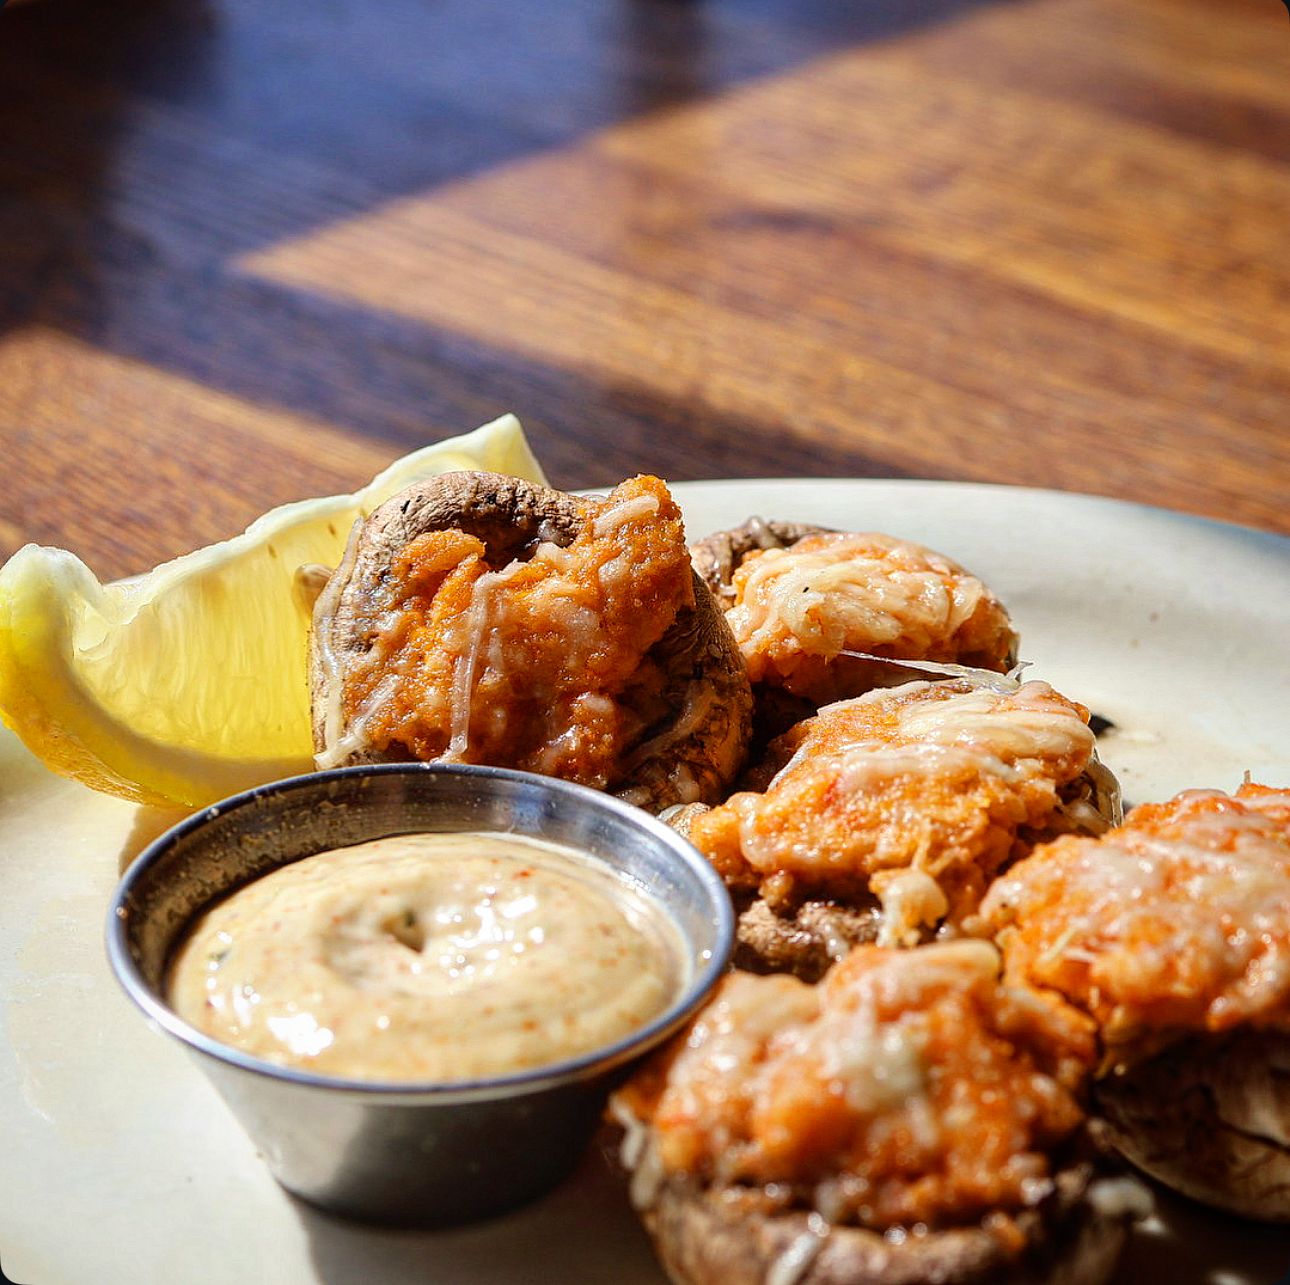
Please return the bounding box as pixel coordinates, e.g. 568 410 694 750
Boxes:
0 414 548 808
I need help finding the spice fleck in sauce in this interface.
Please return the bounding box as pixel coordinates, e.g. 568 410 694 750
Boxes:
167 832 686 1082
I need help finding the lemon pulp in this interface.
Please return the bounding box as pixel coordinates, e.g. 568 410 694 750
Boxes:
0 414 547 807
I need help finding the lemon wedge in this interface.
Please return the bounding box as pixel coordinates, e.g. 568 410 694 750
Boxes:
0 414 547 808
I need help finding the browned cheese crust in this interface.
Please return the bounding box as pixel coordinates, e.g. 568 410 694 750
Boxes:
310 471 752 811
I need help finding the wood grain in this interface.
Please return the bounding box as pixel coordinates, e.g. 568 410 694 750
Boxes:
0 327 390 578
1 0 1288 577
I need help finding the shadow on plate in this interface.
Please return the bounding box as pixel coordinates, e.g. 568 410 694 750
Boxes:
1116 1182 1290 1285
293 1135 1290 1285
294 1142 663 1285
117 803 195 875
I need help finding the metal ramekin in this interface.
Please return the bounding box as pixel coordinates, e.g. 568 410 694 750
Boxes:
106 764 733 1226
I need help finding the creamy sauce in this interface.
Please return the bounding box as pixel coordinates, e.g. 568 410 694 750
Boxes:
167 832 686 1082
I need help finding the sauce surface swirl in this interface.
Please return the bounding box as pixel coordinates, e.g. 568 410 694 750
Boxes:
168 832 685 1082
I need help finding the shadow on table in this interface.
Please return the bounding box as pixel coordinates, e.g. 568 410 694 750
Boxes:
0 0 217 339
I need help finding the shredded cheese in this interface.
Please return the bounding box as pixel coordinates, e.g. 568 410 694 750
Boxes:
447 568 506 759
613 941 1094 1232
721 532 1015 702
984 785 1290 1042
766 1224 828 1285
873 869 950 948
591 492 660 535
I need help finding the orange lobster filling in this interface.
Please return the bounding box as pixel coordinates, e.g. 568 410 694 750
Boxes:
692 679 1096 925
984 783 1290 1053
338 475 693 787
618 942 1095 1233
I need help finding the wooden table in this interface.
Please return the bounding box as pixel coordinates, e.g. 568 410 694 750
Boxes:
2 0 1288 581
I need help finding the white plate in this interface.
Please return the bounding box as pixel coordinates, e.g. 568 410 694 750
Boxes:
2 480 1289 1285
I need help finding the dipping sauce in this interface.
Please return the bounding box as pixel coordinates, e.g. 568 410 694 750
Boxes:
167 832 687 1082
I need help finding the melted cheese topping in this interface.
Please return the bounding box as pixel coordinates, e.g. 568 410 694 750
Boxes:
691 680 1096 922
325 476 693 788
984 784 1290 1053
168 832 685 1082
613 942 1094 1232
871 868 949 948
723 533 1015 703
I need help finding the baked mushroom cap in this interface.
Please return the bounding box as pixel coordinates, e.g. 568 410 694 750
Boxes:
725 758 1119 984
982 783 1290 1221
1095 1030 1290 1223
662 802 883 983
629 1163 1137 1285
732 894 883 983
612 944 1147 1285
690 517 1020 721
310 471 752 811
679 678 1119 980
691 518 835 605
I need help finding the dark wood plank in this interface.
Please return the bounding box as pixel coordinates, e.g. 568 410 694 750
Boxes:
1 0 1288 578
244 0 1290 533
0 0 1006 246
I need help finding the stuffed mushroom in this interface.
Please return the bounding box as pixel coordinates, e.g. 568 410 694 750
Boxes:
684 676 1119 980
982 783 1290 1221
611 940 1148 1285
691 519 1018 718
310 472 752 810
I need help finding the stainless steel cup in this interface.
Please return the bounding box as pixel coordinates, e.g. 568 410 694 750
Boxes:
106 764 733 1226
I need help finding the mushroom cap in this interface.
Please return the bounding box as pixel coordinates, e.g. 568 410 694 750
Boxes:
691 517 836 605
1095 1030 1290 1223
664 696 1120 984
663 803 881 981
732 895 882 983
690 516 1021 733
310 471 752 811
624 1144 1140 1285
612 940 1148 1285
